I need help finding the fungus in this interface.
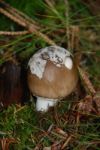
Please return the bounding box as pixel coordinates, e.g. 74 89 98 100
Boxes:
28 46 78 112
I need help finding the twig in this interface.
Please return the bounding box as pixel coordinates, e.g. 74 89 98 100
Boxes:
0 0 38 28
78 67 96 95
61 135 72 149
70 26 80 51
47 124 54 133
64 0 70 49
0 1 56 45
0 8 26 27
55 127 68 138
0 31 28 36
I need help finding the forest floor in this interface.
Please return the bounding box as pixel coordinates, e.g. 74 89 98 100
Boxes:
0 0 100 149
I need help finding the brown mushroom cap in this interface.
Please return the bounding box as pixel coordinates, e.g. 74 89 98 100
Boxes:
28 60 78 99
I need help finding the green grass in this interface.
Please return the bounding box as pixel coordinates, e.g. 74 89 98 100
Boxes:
0 0 100 149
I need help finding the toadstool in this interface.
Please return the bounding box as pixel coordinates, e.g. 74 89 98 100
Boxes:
27 46 78 112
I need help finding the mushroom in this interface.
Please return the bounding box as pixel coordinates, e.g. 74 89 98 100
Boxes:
27 46 78 112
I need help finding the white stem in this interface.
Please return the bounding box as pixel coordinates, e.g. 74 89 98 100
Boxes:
36 97 58 112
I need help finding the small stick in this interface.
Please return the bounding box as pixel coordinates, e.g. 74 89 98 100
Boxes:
78 67 96 95
64 0 70 50
0 8 26 27
0 0 38 27
55 127 68 138
0 2 56 45
0 31 28 36
70 26 79 51
61 135 72 149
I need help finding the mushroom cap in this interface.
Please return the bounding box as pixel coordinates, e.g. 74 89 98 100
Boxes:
28 46 78 99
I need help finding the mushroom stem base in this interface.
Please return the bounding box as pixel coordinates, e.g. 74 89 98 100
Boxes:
36 97 58 112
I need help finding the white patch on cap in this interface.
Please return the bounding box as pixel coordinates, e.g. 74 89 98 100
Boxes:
28 55 47 79
28 46 72 79
64 57 73 70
